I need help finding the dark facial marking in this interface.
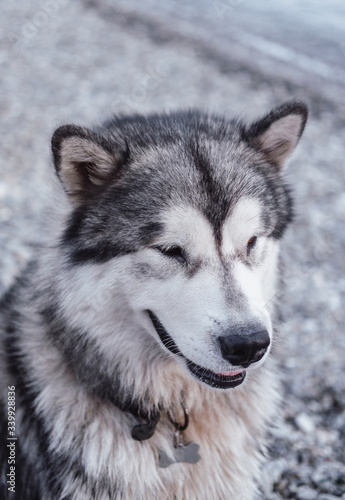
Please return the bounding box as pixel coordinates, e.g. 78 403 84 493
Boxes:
191 141 230 247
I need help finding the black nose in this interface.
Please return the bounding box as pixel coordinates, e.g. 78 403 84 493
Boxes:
218 327 270 368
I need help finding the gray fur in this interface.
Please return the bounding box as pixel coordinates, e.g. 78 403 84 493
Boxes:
0 102 307 499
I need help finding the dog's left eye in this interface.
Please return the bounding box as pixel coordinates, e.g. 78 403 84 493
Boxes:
247 236 257 254
155 246 187 264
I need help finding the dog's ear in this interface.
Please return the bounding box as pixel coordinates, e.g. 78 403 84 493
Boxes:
51 125 128 204
245 101 308 169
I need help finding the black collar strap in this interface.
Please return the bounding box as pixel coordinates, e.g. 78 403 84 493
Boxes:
111 395 188 442
131 409 161 441
131 403 189 442
108 392 161 441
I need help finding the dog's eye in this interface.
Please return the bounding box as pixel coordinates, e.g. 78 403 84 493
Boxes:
155 246 186 264
247 236 257 254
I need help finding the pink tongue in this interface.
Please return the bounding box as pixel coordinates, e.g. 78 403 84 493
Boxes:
218 370 244 377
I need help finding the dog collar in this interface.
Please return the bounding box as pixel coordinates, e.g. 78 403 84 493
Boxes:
130 401 188 442
130 402 201 468
131 408 161 441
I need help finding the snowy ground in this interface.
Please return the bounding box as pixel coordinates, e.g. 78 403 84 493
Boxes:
0 1 344 498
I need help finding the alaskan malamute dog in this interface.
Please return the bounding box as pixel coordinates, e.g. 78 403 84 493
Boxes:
0 101 307 499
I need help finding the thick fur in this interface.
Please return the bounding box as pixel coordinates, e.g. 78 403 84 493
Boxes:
0 102 307 500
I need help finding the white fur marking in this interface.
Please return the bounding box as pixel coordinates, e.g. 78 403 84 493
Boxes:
222 197 263 255
158 205 217 259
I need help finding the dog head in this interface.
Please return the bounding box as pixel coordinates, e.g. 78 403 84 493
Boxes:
52 102 307 390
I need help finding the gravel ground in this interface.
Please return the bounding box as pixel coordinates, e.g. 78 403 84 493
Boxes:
0 1 344 498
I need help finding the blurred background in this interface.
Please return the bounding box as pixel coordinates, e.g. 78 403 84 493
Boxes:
0 1 344 498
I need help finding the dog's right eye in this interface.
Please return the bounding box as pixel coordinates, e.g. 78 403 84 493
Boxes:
154 246 186 264
246 236 257 255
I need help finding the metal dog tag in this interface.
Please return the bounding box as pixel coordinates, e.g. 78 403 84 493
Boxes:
158 442 200 468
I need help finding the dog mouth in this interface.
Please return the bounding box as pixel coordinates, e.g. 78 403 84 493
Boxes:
148 310 246 389
185 362 246 389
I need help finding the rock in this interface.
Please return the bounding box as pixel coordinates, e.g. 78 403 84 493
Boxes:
261 459 287 495
296 486 318 500
316 428 339 446
295 413 316 434
319 496 344 500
